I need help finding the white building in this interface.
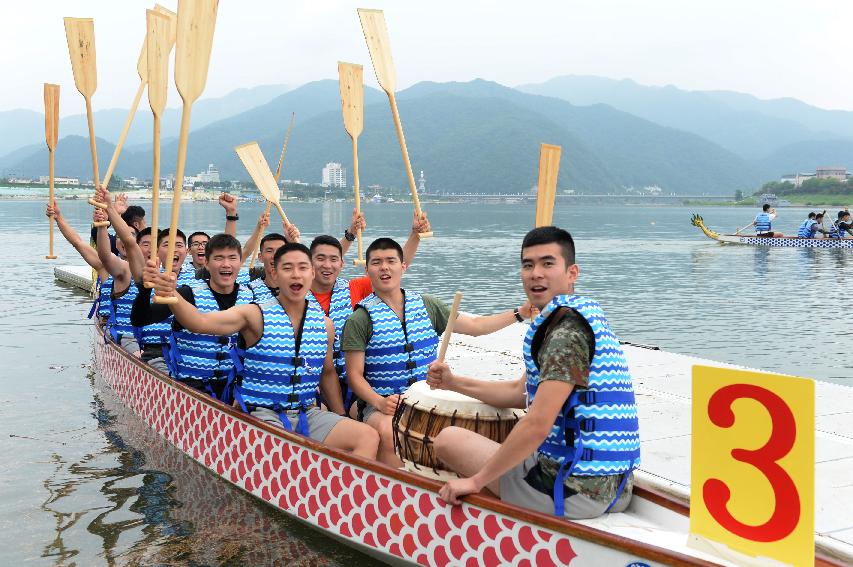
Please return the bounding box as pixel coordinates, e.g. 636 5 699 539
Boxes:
321 162 347 188
195 163 220 184
39 175 79 185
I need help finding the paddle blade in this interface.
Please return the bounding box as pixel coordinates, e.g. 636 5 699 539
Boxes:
338 62 364 139
535 143 562 228
43 84 60 151
357 8 396 94
174 0 219 104
64 17 97 97
235 142 280 204
138 5 177 82
146 9 172 116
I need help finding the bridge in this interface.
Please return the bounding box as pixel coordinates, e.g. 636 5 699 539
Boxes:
421 193 734 204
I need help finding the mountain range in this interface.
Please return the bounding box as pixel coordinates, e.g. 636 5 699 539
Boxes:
4 75 853 195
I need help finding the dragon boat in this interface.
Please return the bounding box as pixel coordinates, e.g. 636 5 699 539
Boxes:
52 265 847 566
691 214 853 248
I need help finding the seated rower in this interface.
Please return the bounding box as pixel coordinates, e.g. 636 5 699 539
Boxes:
798 212 831 239
309 210 431 412
831 210 853 238
140 234 254 402
751 204 782 237
341 237 534 467
94 208 141 356
427 227 640 519
148 242 380 458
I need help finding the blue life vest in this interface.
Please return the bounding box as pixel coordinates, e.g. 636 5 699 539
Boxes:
248 277 275 303
359 290 439 396
180 262 199 280
236 268 251 286
135 268 197 347
107 281 139 343
523 294 641 516
309 278 353 407
798 219 817 238
233 299 328 436
754 212 772 233
88 276 113 319
167 282 253 401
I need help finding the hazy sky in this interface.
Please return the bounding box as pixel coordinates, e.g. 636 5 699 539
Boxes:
5 0 853 116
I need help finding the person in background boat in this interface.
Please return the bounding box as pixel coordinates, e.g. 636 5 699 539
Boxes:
798 212 831 239
426 226 640 519
751 204 782 237
140 234 254 402
94 207 142 357
128 227 193 374
341 237 535 467
187 231 210 273
147 242 380 459
831 210 853 238
310 210 430 412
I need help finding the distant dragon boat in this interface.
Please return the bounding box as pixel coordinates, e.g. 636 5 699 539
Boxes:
691 214 853 249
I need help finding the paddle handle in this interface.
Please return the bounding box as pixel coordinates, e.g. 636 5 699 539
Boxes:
387 92 430 237
249 201 272 269
437 291 463 362
46 150 57 260
154 103 190 303
352 137 365 265
145 113 162 288
274 201 294 236
103 81 145 189
84 96 106 208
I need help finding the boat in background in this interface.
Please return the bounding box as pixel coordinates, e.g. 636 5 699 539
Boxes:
691 214 853 248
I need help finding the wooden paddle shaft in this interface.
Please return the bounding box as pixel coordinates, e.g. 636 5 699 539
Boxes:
388 92 423 216
84 97 103 195
149 114 161 264
437 291 463 362
46 150 57 259
352 137 365 265
248 201 272 269
44 83 59 260
101 81 145 192
535 143 561 227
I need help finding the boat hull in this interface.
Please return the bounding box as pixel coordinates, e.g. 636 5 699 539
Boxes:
93 322 718 567
690 214 853 248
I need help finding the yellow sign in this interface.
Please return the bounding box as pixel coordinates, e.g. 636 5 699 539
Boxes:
690 365 814 566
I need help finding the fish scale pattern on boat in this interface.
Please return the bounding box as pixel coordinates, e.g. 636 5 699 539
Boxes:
94 327 630 566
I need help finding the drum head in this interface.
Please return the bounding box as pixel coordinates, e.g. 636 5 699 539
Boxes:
401 380 523 420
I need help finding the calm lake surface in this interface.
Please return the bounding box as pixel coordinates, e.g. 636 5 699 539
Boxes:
1 199 850 565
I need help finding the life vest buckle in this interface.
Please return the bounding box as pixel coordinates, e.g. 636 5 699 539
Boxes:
581 448 594 461
291 356 304 367
405 360 417 370
579 417 596 432
403 343 415 353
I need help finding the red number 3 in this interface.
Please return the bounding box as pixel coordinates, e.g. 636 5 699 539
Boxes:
703 384 800 542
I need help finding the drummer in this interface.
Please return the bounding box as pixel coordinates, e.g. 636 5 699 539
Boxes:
341 237 535 467
426 226 641 519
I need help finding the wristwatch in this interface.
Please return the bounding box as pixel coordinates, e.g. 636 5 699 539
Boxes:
226 214 239 221
513 307 524 322
344 228 356 242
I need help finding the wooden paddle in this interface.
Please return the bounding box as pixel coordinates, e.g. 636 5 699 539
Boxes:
44 83 60 260
437 291 463 363
154 0 219 304
535 143 561 227
249 112 296 269
143 9 172 287
99 5 176 196
339 61 366 266
64 17 109 222
358 8 431 238
235 141 298 242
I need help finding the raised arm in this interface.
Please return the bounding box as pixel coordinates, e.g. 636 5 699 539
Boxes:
452 301 535 337
220 193 238 236
320 318 345 415
48 202 107 279
427 362 527 409
241 210 269 264
95 212 129 282
340 209 366 255
97 185 145 281
402 211 431 266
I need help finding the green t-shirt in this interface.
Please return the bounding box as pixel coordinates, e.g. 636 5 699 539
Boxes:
340 292 450 352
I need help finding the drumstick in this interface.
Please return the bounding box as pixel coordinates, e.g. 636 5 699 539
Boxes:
535 143 561 227
44 83 60 260
437 291 463 362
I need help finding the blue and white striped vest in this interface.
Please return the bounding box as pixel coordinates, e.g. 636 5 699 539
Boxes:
137 268 197 346
524 295 641 514
236 267 251 286
754 212 772 233
168 283 253 393
236 300 328 411
248 277 275 304
308 277 352 378
107 281 139 343
798 219 817 238
359 290 439 396
89 276 113 319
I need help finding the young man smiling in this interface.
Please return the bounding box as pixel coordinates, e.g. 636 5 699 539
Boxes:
426 226 641 519
148 242 380 459
341 237 535 467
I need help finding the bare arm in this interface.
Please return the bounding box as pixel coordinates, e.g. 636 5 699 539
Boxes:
241 211 269 264
340 209 366 255
95 221 130 290
48 203 104 274
427 362 527 409
343 350 380 408
402 211 431 266
453 302 534 337
320 318 345 415
219 193 238 236
97 185 145 281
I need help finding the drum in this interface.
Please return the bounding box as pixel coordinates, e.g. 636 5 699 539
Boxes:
392 380 525 480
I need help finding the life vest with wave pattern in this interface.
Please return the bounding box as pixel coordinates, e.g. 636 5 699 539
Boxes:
89 276 113 319
754 212 772 233
798 219 817 238
236 300 327 410
107 281 139 343
168 283 253 387
248 277 275 304
359 290 439 396
308 277 352 379
136 268 197 346
524 295 641 493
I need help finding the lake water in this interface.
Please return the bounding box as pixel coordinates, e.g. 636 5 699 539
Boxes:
1 199 850 565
